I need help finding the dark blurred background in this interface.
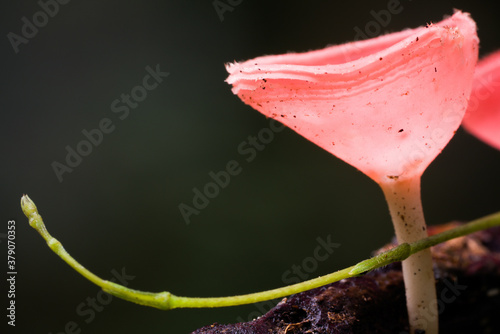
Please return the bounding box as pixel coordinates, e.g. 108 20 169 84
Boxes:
1 1 499 333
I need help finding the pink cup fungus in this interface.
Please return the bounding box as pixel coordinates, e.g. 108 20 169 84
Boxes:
226 11 478 333
463 50 500 151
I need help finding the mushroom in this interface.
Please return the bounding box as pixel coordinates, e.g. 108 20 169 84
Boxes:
226 11 478 333
463 50 500 151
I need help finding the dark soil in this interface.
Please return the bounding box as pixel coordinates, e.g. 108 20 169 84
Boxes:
192 224 500 334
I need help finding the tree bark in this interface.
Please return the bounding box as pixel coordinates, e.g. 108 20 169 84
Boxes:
192 225 500 334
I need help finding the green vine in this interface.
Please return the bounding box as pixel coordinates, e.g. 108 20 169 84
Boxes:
21 194 500 310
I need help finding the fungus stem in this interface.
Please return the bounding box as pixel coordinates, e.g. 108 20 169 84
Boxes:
380 176 437 334
21 194 500 319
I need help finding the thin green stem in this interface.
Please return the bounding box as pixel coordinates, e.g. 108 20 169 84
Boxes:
21 195 500 310
410 211 500 253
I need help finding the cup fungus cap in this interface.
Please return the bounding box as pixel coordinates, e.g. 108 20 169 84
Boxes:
463 50 500 151
226 11 479 183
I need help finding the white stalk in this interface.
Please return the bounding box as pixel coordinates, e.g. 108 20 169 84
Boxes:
380 176 438 334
